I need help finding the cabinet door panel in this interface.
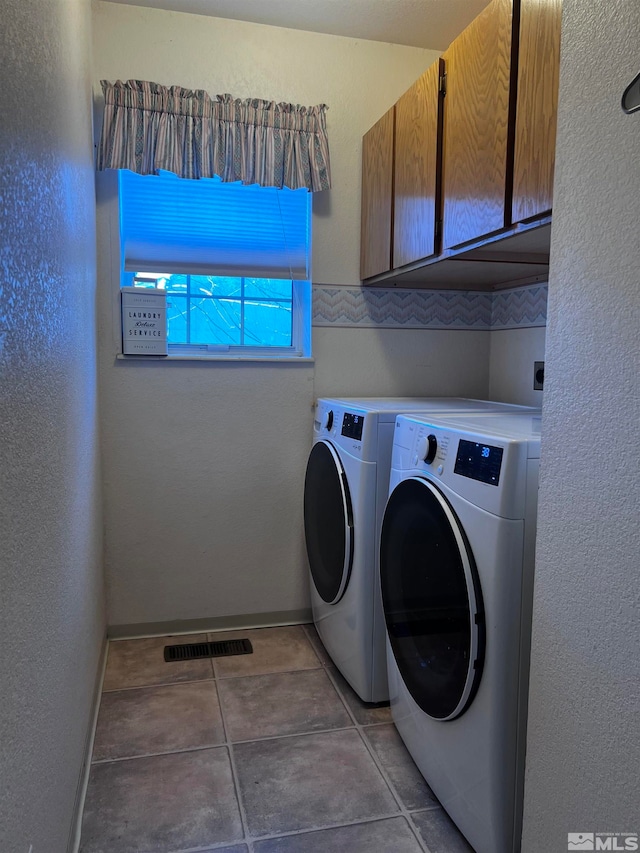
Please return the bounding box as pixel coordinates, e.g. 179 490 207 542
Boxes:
361 107 394 279
512 0 562 222
443 0 514 249
393 60 443 268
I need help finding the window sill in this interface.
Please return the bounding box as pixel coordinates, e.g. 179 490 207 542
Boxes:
116 353 314 363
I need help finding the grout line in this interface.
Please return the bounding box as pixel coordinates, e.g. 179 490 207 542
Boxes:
247 811 422 843
91 743 228 765
90 717 403 765
222 723 359 747
102 663 327 692
167 810 429 852
301 628 336 669
213 663 323 680
301 622 332 666
355 725 435 853
164 843 249 853
214 673 254 853
323 667 433 853
101 676 217 693
322 667 381 729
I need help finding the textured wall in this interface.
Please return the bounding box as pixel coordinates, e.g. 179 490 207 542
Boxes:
522 1 640 847
92 3 497 630
313 327 491 400
0 1 105 851
489 327 546 407
313 283 546 405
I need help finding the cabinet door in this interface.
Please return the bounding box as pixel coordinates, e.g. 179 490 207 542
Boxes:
442 0 514 250
360 107 394 280
512 0 562 222
393 59 443 268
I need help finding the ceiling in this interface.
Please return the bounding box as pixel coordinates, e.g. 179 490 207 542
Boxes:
103 0 491 51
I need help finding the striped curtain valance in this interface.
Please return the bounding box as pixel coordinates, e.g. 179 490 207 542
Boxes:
97 79 332 192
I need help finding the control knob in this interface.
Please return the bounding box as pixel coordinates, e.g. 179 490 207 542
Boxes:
417 434 438 464
322 410 334 431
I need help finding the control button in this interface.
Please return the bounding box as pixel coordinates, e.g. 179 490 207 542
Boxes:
437 465 444 475
417 434 438 464
323 410 334 431
412 454 419 466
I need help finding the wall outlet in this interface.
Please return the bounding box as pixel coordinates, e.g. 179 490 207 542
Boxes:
533 361 545 390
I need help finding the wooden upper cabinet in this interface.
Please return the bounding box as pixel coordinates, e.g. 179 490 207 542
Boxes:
442 0 514 250
359 0 561 287
360 107 394 280
512 0 562 222
393 59 443 268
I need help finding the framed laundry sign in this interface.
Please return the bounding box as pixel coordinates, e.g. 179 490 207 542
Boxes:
121 287 168 355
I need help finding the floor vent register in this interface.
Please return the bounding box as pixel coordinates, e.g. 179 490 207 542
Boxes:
164 638 253 662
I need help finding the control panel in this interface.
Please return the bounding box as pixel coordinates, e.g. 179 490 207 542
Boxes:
314 401 367 458
341 412 364 441
454 439 504 487
391 413 535 519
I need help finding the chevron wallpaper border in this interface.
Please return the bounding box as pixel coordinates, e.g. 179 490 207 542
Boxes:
490 284 548 329
313 287 492 330
312 284 547 331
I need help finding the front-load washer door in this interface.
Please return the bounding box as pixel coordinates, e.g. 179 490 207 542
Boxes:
304 440 354 605
380 477 485 721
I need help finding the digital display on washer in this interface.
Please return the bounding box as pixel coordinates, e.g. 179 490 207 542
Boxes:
341 412 364 440
454 439 504 486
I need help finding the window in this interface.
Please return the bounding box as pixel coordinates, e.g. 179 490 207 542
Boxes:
119 171 312 358
132 273 296 350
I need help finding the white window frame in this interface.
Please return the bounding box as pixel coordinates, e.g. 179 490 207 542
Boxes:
122 271 312 360
117 172 313 362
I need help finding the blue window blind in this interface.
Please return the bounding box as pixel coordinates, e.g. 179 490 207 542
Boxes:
119 171 311 279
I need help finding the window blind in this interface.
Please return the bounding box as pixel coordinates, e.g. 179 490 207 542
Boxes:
119 171 311 280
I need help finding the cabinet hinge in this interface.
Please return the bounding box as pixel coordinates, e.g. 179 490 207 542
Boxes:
439 73 447 96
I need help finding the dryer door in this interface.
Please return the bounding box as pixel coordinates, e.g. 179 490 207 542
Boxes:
304 440 354 604
380 476 485 720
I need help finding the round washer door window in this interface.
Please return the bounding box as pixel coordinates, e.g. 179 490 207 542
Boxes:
380 476 484 720
304 440 354 604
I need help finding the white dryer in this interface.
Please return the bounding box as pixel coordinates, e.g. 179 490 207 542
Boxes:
303 398 539 703
380 412 541 853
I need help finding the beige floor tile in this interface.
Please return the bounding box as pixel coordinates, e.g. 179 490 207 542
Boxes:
103 635 214 691
233 729 399 836
327 666 393 725
254 816 423 852
302 622 334 666
410 807 475 853
80 747 243 853
363 724 439 811
93 681 225 761
217 669 350 741
208 626 320 678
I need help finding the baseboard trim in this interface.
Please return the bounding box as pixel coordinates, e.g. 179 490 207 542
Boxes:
107 609 313 640
68 632 108 853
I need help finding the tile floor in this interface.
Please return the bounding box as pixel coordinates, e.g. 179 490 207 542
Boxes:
79 624 473 853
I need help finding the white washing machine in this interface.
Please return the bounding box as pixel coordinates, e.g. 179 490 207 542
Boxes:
380 411 541 852
303 398 540 703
